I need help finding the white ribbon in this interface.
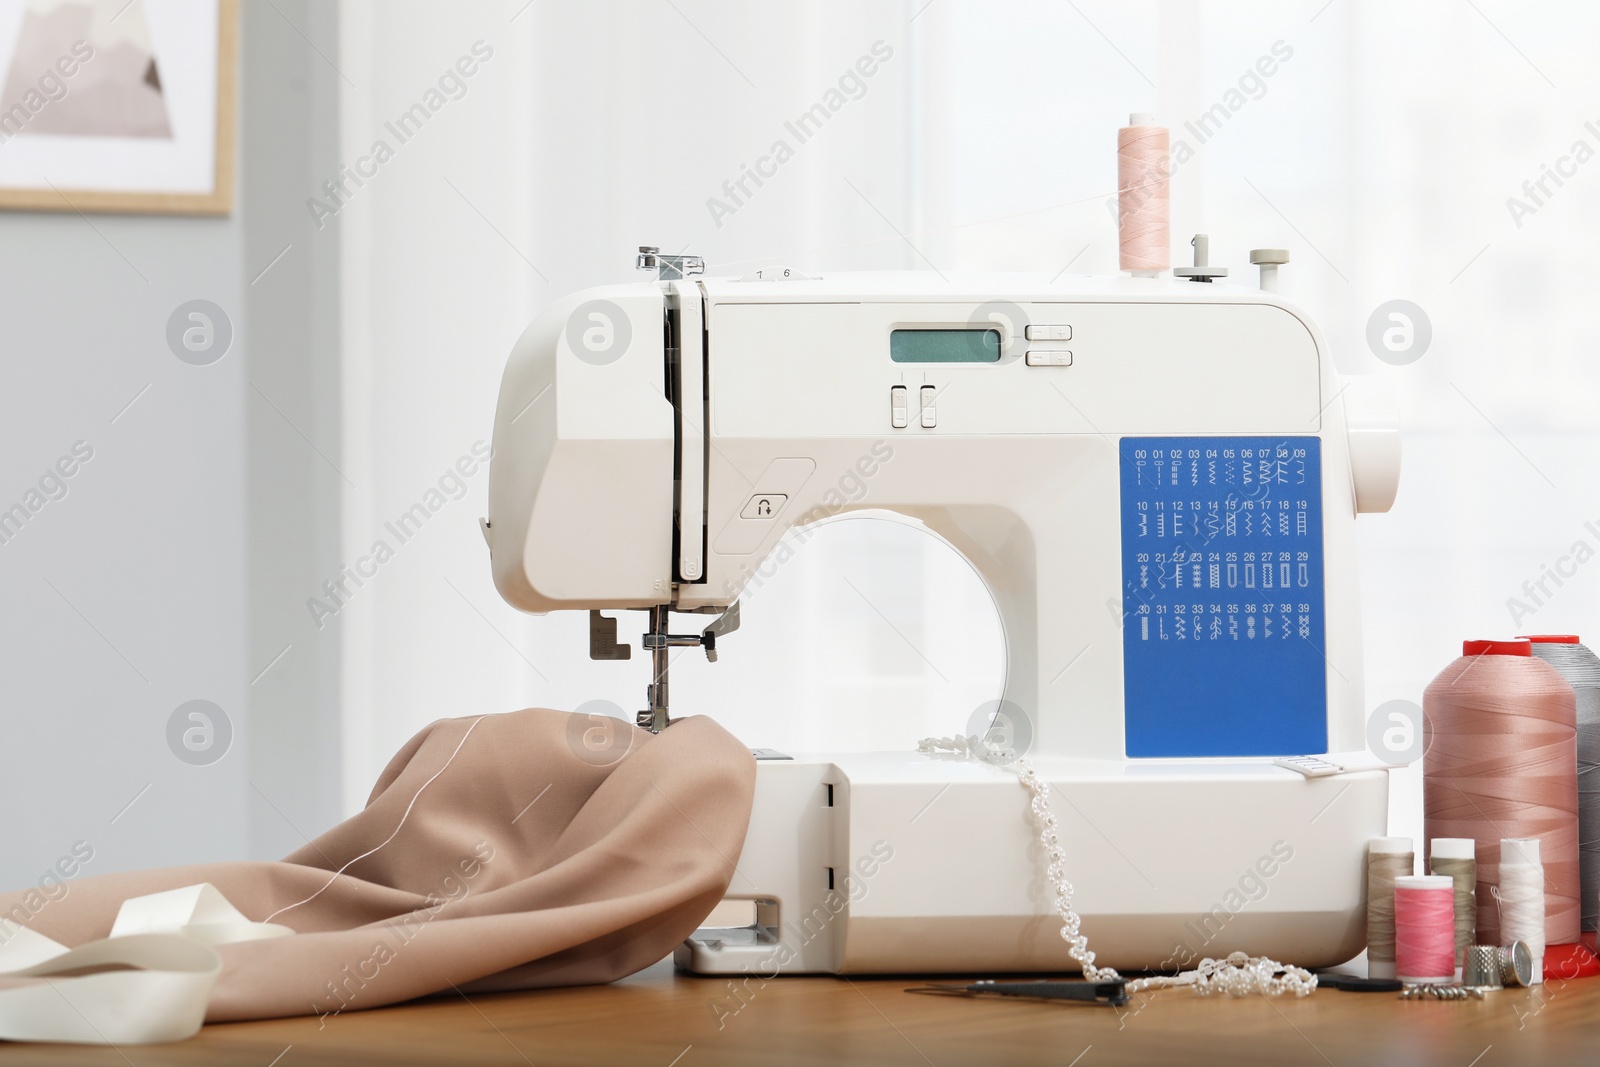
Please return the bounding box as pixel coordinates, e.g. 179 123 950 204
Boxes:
0 883 289 1045
108 883 293 947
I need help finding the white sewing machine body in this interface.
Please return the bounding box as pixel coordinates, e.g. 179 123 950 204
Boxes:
486 268 1401 973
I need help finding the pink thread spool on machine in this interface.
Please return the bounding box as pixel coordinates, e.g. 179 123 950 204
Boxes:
1117 114 1170 276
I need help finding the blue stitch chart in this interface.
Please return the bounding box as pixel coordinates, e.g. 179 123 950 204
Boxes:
1118 436 1328 758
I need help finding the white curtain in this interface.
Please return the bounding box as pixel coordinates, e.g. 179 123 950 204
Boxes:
333 0 1600 851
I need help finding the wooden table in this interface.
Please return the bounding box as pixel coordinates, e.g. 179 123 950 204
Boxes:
4 959 1597 1066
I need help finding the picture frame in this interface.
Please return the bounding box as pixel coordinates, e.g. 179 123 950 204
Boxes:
0 0 236 215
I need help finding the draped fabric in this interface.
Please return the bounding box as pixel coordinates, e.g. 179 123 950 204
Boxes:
0 709 755 1023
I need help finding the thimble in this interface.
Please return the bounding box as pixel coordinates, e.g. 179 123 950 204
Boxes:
1462 945 1501 989
1498 941 1534 988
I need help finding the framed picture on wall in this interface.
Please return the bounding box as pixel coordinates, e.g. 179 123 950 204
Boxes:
0 0 236 214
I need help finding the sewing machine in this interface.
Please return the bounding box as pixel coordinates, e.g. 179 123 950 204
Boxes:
483 242 1402 974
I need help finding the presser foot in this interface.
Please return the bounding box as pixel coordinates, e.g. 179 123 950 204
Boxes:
636 706 671 733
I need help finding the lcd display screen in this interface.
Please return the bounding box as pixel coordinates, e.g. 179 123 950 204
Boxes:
889 329 1002 363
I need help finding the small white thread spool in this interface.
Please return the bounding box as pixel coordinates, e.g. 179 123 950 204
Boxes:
1367 836 1413 979
1500 837 1546 984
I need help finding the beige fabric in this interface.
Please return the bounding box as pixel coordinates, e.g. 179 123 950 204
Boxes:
0 709 755 1022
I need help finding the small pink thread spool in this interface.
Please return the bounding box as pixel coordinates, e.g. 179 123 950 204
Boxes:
1117 112 1170 275
1394 874 1456 984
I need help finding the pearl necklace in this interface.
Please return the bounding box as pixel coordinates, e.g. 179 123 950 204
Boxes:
916 734 1317 998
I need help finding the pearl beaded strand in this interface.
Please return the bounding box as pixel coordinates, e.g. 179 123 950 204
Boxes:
915 734 1317 998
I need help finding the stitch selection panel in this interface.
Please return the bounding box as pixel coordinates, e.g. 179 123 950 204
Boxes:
1118 436 1328 758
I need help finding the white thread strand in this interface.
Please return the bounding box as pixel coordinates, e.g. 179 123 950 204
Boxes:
264 716 487 923
916 734 1315 997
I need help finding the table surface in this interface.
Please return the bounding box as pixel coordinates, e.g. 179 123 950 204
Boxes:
4 959 1598 1067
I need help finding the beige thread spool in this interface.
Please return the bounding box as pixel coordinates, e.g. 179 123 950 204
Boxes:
1367 836 1413 979
1429 837 1476 975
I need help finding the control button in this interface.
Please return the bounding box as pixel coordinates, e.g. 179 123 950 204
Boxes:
1025 350 1073 367
740 494 788 519
1024 324 1072 341
920 385 937 428
713 458 815 556
891 385 908 428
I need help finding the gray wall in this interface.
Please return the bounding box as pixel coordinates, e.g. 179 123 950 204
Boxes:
239 0 344 862
0 0 343 889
